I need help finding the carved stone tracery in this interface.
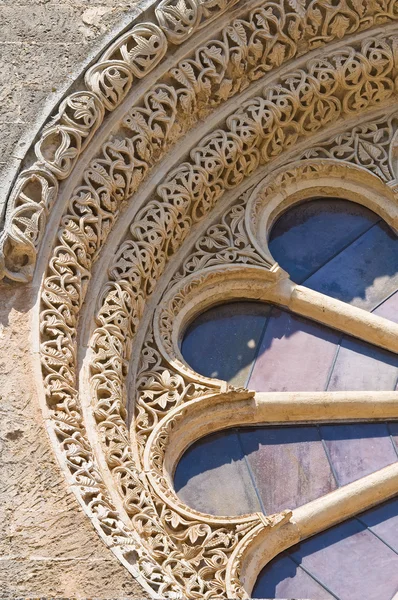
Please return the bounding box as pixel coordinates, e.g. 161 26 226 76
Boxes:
40 30 398 598
4 0 398 597
2 0 398 281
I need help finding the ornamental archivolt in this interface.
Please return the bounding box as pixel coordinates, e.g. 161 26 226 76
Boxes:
2 0 398 282
4 1 398 598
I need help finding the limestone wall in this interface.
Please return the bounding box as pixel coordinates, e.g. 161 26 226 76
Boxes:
0 0 143 219
0 2 147 597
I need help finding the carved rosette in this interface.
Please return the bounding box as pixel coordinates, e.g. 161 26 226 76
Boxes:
2 0 398 596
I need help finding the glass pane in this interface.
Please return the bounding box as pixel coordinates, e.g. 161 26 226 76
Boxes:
254 505 398 600
174 423 398 516
181 301 270 386
269 197 398 310
182 301 398 393
174 422 398 596
174 430 262 516
238 426 337 513
268 198 379 284
304 222 398 310
247 309 340 392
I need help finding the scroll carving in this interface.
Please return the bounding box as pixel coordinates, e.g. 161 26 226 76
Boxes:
155 0 203 44
101 23 168 77
2 0 398 281
170 191 272 286
300 113 398 183
35 27 398 596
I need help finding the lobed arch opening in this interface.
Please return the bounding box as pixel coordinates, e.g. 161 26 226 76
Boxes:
168 193 398 598
9 3 398 598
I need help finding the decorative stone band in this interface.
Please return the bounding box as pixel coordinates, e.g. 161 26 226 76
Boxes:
2 0 398 282
88 163 398 595
297 112 398 185
35 18 398 600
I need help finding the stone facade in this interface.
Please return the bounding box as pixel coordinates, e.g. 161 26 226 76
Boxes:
0 0 143 220
0 2 147 597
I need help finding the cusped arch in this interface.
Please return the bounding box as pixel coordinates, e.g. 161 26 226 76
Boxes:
4 1 398 598
247 158 398 265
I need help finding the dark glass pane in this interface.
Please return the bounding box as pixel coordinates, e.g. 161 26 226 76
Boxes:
252 554 334 599
320 423 397 486
388 421 398 447
304 221 398 309
175 424 398 597
374 289 398 324
359 497 398 553
269 198 379 284
247 308 339 392
270 198 398 311
181 302 270 386
183 300 398 393
174 430 261 516
174 423 397 515
255 507 398 599
327 337 398 392
289 518 398 600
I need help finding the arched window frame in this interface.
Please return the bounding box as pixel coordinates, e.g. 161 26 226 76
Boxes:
141 160 398 596
8 1 398 597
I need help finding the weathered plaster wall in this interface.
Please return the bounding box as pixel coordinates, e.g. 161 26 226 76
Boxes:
0 2 148 597
0 0 143 218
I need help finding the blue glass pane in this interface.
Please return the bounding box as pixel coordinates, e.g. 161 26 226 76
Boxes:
304 222 398 310
238 426 336 513
174 423 398 516
253 554 335 599
248 308 339 392
326 336 398 392
320 423 397 486
176 423 398 598
268 198 378 284
183 302 398 393
269 198 398 310
174 430 261 516
288 516 398 600
181 301 270 386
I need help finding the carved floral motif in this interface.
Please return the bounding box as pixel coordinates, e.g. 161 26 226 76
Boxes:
169 190 272 286
300 113 398 183
2 0 398 281
35 27 398 596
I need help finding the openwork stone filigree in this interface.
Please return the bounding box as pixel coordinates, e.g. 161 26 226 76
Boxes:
0 0 389 595
35 20 398 594
300 113 398 185
2 0 398 281
169 190 272 288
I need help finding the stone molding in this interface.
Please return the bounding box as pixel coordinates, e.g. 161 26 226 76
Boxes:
2 0 398 281
8 0 398 597
86 157 398 597
43 158 398 600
